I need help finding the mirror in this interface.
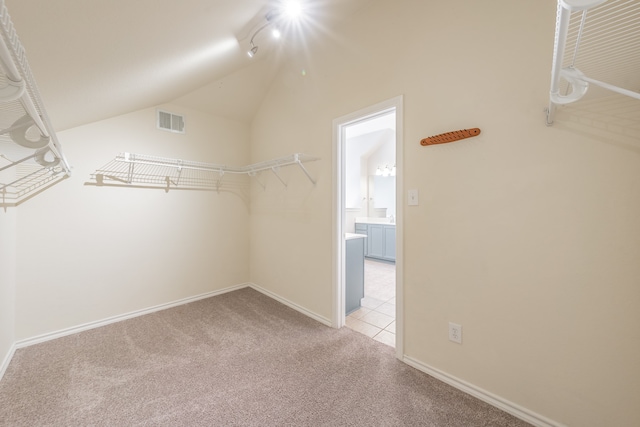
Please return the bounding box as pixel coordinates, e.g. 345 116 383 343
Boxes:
368 175 396 218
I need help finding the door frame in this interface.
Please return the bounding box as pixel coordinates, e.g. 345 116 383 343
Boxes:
332 95 404 359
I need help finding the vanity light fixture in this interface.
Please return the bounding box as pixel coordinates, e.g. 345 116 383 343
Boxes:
374 164 396 177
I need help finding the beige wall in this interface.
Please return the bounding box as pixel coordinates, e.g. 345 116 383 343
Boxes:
0 209 16 374
1 0 638 425
249 1 640 426
14 104 251 340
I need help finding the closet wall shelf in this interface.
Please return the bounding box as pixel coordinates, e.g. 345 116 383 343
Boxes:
89 152 319 191
0 2 71 206
546 0 640 125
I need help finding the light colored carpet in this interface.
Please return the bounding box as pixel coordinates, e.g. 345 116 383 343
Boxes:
0 288 531 426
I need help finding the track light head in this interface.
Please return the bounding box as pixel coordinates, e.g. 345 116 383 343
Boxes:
247 1 305 59
282 1 303 20
247 44 258 58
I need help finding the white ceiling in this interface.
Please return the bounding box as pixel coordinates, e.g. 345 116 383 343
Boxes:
4 0 371 130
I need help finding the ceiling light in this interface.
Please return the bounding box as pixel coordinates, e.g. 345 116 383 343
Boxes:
246 16 279 58
382 165 390 177
247 44 258 58
246 2 304 59
391 164 396 177
282 1 303 20
375 167 382 176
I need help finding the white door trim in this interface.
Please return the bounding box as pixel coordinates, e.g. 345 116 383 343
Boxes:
332 95 404 359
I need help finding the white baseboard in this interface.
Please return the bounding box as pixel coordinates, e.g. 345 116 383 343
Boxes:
12 282 330 351
3 286 561 427
0 343 16 382
402 356 565 427
15 283 250 349
248 283 332 327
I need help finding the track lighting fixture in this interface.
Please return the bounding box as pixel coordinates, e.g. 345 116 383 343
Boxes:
246 1 303 58
247 43 258 58
247 22 269 58
283 0 302 19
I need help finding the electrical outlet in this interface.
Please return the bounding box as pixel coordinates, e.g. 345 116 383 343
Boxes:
449 322 462 344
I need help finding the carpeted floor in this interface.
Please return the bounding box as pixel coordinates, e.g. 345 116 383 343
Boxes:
0 288 531 426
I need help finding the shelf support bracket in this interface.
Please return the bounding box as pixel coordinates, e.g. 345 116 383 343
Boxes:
216 169 225 193
249 170 266 190
295 154 316 185
172 160 183 186
271 166 287 187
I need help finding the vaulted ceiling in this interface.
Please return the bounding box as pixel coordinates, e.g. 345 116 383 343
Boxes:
5 0 371 130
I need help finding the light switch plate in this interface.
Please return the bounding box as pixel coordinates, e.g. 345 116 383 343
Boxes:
408 189 419 206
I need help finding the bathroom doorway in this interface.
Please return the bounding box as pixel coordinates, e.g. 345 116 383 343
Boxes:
333 96 403 357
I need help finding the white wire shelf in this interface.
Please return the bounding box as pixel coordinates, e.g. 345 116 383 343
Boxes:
0 158 67 206
0 2 71 206
89 152 320 191
546 0 640 125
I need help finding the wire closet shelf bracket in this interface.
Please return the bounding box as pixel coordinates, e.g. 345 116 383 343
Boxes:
90 152 319 191
0 2 71 206
545 0 640 125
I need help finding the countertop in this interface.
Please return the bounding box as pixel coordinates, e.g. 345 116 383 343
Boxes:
345 233 367 240
355 217 396 225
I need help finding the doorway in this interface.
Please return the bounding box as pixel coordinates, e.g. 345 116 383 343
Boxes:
332 96 403 358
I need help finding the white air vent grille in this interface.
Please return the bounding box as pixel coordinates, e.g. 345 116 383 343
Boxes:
157 110 185 134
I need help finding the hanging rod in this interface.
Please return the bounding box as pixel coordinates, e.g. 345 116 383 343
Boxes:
546 0 640 125
89 152 320 190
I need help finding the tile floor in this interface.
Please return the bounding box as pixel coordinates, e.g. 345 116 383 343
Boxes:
346 258 396 347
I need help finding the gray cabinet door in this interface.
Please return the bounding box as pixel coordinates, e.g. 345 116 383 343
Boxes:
356 223 395 262
383 226 396 260
368 225 385 259
345 237 365 315
355 224 368 256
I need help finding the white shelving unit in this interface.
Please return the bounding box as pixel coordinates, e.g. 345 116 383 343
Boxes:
0 1 71 206
89 152 319 191
546 0 640 125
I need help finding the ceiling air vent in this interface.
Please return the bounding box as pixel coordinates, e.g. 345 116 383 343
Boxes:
157 110 185 134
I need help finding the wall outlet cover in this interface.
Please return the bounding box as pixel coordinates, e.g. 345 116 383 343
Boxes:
449 322 462 344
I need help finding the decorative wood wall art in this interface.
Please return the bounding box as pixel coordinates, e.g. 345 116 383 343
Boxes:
420 128 481 146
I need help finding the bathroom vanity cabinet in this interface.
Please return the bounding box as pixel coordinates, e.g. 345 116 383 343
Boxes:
354 222 396 262
345 233 366 315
